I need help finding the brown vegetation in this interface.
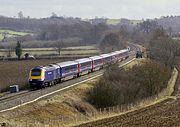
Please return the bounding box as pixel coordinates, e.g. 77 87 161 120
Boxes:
0 79 98 127
149 28 180 68
99 32 126 53
87 61 171 108
0 59 65 92
75 61 180 127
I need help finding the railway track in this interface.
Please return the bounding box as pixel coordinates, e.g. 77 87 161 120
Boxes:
0 52 136 113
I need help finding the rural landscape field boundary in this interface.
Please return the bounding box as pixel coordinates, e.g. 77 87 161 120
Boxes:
0 58 136 113
72 67 179 127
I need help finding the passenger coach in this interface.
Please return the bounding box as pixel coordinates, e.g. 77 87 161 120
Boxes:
29 48 130 89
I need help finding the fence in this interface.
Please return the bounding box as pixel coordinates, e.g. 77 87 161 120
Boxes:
6 97 159 127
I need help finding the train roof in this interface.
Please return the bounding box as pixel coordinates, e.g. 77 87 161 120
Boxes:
110 51 119 56
48 64 60 69
100 53 112 58
75 58 92 63
89 56 102 60
56 61 78 67
112 49 129 55
119 49 129 53
32 66 43 69
42 65 56 71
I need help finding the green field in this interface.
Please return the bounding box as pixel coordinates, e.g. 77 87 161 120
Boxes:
130 20 143 25
106 19 142 25
0 34 3 41
106 19 121 25
0 29 31 41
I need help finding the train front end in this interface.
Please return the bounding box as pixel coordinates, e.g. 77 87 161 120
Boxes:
29 67 45 89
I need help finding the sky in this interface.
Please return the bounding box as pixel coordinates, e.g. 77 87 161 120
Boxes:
0 0 180 19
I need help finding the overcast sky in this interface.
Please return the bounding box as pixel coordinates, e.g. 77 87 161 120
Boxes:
0 0 180 19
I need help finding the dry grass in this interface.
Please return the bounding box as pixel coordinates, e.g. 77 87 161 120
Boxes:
72 67 178 127
0 59 66 92
124 58 146 69
0 78 99 127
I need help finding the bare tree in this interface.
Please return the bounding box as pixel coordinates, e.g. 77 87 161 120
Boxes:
51 12 58 18
149 29 177 68
55 40 64 56
99 32 126 53
2 32 7 42
18 11 24 19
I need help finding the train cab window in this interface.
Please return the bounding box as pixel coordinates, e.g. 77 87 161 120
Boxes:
31 69 41 76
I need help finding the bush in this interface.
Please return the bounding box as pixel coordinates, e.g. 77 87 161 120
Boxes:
87 61 171 108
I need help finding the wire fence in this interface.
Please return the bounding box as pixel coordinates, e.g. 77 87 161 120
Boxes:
5 95 160 127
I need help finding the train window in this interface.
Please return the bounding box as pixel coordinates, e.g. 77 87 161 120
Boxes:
64 66 70 72
63 64 77 73
80 62 90 68
87 62 91 67
81 62 87 68
95 59 102 65
72 65 77 71
31 69 41 76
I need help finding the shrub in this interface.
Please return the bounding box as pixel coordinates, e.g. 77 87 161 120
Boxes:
87 61 171 108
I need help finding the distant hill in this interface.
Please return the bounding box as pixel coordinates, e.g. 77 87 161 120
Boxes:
86 16 180 35
0 16 83 32
1 16 180 36
155 16 180 34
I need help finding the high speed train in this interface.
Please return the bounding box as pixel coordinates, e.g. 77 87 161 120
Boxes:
29 49 130 89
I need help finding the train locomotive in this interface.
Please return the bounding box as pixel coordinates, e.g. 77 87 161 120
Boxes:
29 48 130 89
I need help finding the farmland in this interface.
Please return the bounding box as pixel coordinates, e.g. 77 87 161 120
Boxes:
103 19 142 25
0 45 99 58
0 29 30 41
0 45 100 92
0 59 64 92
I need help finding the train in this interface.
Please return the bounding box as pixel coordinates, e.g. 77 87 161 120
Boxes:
29 49 130 89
